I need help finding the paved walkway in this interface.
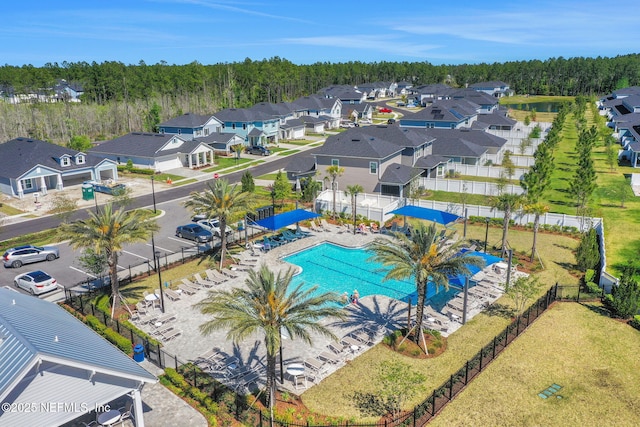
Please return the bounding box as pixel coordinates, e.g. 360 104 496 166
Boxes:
131 225 517 396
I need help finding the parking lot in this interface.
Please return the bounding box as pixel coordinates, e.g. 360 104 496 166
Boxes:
0 197 244 299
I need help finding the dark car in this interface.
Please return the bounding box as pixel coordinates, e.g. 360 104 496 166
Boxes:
3 244 60 268
247 146 271 156
175 224 213 243
387 118 396 124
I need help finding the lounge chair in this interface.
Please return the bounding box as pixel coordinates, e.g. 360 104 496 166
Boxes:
181 278 202 290
206 269 229 283
355 223 368 234
293 226 311 238
304 358 329 382
282 230 300 241
179 281 199 295
318 350 342 364
164 288 181 301
370 222 380 233
194 272 219 287
320 218 333 231
229 263 252 272
234 370 261 393
309 220 323 232
155 313 177 324
222 269 240 279
161 329 182 341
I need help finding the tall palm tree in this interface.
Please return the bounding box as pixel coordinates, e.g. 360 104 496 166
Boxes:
523 201 549 262
345 184 364 234
324 165 344 219
59 203 158 316
185 178 254 270
194 265 345 424
490 193 523 258
368 224 483 348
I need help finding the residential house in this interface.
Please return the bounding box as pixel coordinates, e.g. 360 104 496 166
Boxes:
284 154 317 182
451 88 500 114
195 132 245 156
399 99 480 129
212 108 280 146
53 79 84 102
279 118 306 140
292 95 342 129
345 103 374 121
413 83 453 106
89 132 215 172
426 128 508 165
158 113 222 140
356 82 396 99
0 137 118 199
473 109 518 131
0 288 157 426
468 81 511 97
318 85 366 105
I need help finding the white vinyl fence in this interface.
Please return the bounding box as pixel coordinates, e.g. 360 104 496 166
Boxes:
419 177 525 196
450 164 529 179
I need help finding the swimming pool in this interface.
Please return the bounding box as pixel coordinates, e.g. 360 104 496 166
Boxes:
283 242 502 308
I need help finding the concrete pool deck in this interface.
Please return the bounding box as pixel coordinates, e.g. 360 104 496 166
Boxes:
134 225 520 395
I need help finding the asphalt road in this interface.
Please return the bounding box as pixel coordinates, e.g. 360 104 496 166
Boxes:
2 148 317 240
1 148 318 296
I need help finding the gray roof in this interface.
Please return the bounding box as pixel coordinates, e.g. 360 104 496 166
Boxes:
414 154 450 169
402 99 479 122
358 125 435 148
90 133 204 158
195 132 240 144
415 83 451 95
379 163 420 185
280 118 305 129
249 102 293 118
159 112 215 128
469 81 509 88
0 137 108 179
247 128 264 137
475 110 517 127
431 136 487 158
284 155 316 175
452 88 499 106
0 289 156 400
293 95 338 111
301 115 327 124
611 86 640 98
628 141 640 152
315 130 403 159
213 108 275 122
427 128 507 149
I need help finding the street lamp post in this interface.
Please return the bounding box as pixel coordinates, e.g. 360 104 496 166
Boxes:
150 234 165 313
151 175 157 213
484 217 490 253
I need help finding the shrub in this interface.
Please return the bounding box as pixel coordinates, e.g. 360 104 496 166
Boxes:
85 315 132 353
630 315 640 331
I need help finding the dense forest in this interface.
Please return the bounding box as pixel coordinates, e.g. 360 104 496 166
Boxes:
1 54 639 144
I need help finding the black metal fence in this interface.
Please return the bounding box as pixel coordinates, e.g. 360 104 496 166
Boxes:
240 285 560 427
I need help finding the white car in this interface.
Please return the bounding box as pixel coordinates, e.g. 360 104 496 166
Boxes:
197 218 233 237
14 270 58 295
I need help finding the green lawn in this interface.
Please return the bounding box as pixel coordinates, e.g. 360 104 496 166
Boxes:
430 303 640 427
301 225 580 420
0 204 24 216
281 139 315 146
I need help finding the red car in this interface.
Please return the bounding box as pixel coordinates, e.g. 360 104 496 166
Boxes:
379 107 392 113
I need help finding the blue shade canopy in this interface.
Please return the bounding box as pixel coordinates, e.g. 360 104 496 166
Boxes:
388 205 461 225
254 209 320 231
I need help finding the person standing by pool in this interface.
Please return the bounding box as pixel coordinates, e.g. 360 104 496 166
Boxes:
352 289 359 304
341 292 349 305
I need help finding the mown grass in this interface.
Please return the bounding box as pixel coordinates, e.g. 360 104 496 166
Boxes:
0 203 24 216
301 224 580 419
282 139 315 146
430 303 640 427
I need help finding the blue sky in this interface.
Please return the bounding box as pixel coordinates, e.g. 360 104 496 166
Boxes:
3 0 639 67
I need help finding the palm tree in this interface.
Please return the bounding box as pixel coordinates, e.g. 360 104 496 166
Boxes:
345 184 364 234
324 165 344 219
185 178 254 270
490 193 523 258
58 203 158 316
523 201 549 262
368 224 483 349
194 265 345 424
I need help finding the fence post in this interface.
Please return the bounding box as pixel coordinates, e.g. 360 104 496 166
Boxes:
492 336 497 358
516 316 521 335
448 375 454 400
181 248 185 262
465 361 469 385
479 350 483 372
431 390 436 415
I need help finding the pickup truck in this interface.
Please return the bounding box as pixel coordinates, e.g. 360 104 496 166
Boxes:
85 180 127 195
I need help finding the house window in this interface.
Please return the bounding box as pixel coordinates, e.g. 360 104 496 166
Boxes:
61 157 70 167
159 128 165 134
369 162 378 174
177 129 182 134
242 124 247 130
23 179 33 190
232 124 236 130
222 124 226 129
450 124 455 129
331 159 339 167
437 165 445 177
76 155 85 165
204 128 209 136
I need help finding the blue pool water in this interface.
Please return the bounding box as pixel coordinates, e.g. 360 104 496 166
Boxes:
283 243 502 308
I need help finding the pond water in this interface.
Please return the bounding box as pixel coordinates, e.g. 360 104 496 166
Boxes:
502 101 569 113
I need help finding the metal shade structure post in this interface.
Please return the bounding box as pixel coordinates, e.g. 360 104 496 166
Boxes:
151 175 157 213
462 276 469 324
150 234 165 313
506 249 513 288
484 217 490 253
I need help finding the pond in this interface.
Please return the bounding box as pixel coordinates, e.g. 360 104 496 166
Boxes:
502 101 569 113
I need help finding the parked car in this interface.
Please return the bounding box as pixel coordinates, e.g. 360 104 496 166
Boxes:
14 270 58 295
387 118 397 124
197 218 233 237
247 146 271 156
175 224 213 243
3 244 60 268
379 107 392 113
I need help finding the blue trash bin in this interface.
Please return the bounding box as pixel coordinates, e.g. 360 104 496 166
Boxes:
133 344 145 362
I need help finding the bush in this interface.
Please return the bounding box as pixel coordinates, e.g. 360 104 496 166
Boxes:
85 315 132 353
630 315 640 331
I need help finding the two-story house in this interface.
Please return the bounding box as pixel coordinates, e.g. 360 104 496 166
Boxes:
212 108 280 146
158 113 223 140
468 81 511 97
399 99 480 129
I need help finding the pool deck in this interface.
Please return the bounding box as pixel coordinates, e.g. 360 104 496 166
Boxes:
133 224 523 395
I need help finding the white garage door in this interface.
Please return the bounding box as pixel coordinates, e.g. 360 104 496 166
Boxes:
155 157 183 172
